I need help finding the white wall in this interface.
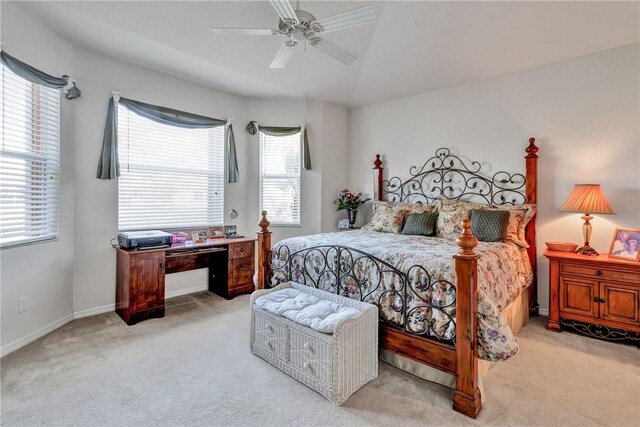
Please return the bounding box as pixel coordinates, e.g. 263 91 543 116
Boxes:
71 48 253 314
348 44 640 314
0 3 76 353
320 103 350 233
246 98 349 243
5 1 633 354
1 1 349 353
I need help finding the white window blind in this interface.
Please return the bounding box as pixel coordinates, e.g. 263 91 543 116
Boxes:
0 65 60 247
259 131 301 225
117 104 224 230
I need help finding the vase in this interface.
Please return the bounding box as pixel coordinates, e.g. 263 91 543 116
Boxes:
347 208 358 228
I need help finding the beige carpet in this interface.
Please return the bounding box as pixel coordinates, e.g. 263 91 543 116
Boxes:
1 291 638 426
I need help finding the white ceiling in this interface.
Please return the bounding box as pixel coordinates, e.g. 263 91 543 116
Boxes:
12 1 640 108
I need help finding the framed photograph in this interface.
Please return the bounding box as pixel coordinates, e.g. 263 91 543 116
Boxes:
337 218 350 229
224 225 237 237
608 228 640 261
191 230 209 243
208 226 225 239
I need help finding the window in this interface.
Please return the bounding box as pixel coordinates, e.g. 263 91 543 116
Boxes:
117 104 224 230
0 64 61 247
259 131 301 225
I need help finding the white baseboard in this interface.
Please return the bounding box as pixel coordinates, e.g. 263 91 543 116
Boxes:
72 286 207 318
1 313 74 358
538 307 549 316
73 303 115 319
1 286 210 358
166 284 207 299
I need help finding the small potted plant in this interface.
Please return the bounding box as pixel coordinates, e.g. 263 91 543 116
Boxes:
334 189 371 227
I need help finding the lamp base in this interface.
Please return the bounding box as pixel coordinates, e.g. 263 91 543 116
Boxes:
576 244 599 256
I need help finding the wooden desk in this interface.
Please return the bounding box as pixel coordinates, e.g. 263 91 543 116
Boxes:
116 238 256 325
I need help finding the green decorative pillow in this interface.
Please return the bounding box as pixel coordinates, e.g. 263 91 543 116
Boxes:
470 209 510 242
401 212 439 236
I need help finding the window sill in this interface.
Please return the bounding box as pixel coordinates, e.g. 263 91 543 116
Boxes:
0 236 59 250
270 223 302 228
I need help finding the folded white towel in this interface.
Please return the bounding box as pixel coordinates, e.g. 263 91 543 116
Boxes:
255 288 362 333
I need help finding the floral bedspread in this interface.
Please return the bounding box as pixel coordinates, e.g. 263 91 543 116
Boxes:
270 230 532 362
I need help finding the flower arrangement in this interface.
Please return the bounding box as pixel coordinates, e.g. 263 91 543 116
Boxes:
333 189 370 211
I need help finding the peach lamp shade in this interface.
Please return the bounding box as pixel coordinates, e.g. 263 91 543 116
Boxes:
559 184 614 256
559 184 615 214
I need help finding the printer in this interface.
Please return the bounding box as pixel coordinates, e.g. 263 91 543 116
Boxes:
117 230 173 250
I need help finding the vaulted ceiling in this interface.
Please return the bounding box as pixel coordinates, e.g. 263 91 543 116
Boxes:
12 1 640 108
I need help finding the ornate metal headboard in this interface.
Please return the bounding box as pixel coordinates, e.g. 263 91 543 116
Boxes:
372 138 540 315
380 148 527 206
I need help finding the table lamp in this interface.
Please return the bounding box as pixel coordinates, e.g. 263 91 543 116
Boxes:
559 184 615 256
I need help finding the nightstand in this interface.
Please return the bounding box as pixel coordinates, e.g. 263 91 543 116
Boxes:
544 250 640 343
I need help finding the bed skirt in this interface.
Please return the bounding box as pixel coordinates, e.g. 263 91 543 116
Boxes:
380 286 531 402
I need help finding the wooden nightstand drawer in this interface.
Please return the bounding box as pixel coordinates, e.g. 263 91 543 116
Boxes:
230 241 254 259
560 263 639 284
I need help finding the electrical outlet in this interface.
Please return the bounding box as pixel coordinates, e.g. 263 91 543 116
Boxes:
19 297 27 313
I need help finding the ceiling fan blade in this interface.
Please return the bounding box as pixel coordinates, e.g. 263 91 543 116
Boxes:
210 28 275 36
312 5 377 34
270 44 295 69
269 0 299 24
312 39 357 65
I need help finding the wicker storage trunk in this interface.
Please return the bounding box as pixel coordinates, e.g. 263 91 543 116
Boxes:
250 282 379 405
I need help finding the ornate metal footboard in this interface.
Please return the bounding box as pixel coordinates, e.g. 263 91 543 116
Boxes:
269 244 457 345
258 213 483 418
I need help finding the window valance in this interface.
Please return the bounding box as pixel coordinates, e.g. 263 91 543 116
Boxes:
246 121 311 170
1 50 81 100
97 96 239 182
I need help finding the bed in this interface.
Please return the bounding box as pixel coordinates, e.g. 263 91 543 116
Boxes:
255 139 539 418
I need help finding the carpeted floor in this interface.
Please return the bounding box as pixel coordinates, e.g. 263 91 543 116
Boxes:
1 291 638 426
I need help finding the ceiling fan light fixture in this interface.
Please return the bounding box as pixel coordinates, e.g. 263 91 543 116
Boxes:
212 0 375 69
291 29 306 41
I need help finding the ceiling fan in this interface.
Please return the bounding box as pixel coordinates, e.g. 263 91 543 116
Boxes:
211 0 377 68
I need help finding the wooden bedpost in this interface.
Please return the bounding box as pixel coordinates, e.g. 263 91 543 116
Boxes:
525 137 539 315
453 219 481 418
256 210 272 290
373 154 383 201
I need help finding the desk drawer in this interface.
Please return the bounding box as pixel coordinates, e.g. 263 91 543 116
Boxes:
230 241 253 259
165 248 227 274
561 263 639 284
231 256 253 286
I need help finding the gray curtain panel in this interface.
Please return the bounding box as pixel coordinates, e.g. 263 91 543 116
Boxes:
97 96 237 180
96 98 120 180
1 50 82 100
246 121 312 170
227 124 239 183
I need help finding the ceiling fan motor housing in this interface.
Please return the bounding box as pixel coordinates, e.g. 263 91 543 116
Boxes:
278 10 322 46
